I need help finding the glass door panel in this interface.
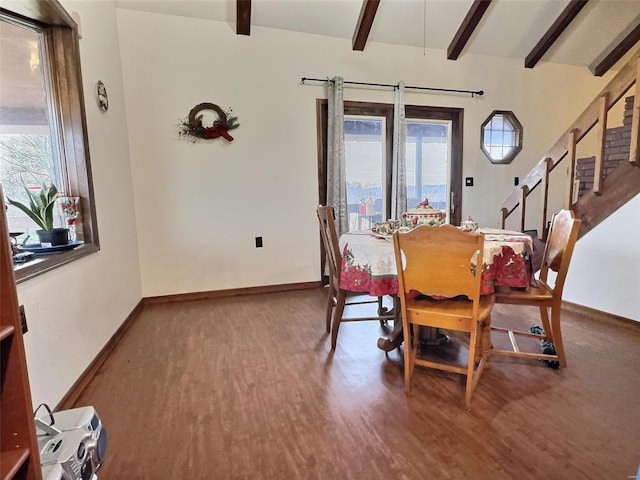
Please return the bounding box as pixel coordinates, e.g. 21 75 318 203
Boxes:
344 115 386 232
405 120 451 221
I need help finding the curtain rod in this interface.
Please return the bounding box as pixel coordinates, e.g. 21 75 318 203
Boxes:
300 77 484 97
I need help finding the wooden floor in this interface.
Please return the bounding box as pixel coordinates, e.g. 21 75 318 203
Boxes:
72 288 640 479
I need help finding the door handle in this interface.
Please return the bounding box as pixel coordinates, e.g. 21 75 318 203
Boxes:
450 192 455 216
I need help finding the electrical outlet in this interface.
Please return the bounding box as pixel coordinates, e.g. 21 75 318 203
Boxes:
19 305 28 334
255 236 263 248
514 176 520 186
465 177 474 187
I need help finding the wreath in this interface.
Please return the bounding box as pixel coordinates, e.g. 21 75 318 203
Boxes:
179 103 239 142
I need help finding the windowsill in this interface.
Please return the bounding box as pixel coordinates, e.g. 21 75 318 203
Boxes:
13 243 99 284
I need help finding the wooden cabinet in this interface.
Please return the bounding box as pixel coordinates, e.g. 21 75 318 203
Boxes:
1 193 42 480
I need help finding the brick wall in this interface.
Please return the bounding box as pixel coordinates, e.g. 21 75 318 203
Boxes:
575 95 634 198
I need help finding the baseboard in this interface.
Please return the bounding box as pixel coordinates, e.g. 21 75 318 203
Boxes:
143 281 321 304
55 299 145 411
563 301 639 328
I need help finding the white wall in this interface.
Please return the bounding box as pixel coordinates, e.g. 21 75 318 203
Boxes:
565 193 640 320
18 0 142 408
115 9 614 298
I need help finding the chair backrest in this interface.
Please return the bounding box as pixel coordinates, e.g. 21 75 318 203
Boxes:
539 209 581 294
317 205 342 290
393 224 485 306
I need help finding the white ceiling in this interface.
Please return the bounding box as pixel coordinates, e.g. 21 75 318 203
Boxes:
115 0 640 72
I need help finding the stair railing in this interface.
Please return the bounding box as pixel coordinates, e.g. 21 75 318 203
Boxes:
500 55 640 239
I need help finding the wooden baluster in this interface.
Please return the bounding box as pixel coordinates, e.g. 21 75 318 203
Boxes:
540 157 552 239
630 57 640 165
565 129 578 208
519 185 529 232
500 207 508 229
594 94 608 194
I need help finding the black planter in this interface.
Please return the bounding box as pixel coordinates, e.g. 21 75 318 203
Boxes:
36 228 69 246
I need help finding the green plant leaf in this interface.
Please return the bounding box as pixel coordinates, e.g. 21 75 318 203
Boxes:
5 183 60 231
6 196 47 230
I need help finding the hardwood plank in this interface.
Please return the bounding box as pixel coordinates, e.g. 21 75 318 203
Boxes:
236 0 251 36
593 94 608 194
524 0 588 69
593 22 640 77
447 0 492 60
0 448 30 480
630 58 640 165
352 0 380 51
69 289 640 479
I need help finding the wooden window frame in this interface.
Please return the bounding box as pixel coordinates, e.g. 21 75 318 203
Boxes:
317 100 463 223
1 0 100 283
481 110 523 164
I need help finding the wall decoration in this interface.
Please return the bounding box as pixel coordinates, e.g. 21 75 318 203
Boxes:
96 80 108 112
178 103 239 142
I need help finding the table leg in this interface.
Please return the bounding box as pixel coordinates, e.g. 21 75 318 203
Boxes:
376 296 403 352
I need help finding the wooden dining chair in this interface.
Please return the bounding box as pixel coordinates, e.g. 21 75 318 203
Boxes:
316 205 395 350
393 224 495 409
490 209 581 368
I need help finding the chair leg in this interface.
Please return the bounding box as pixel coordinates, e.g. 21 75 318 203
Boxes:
549 303 567 368
377 296 388 325
403 320 415 394
325 284 336 334
538 305 554 345
331 289 347 350
465 328 479 410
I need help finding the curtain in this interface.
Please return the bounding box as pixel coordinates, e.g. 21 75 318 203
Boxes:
326 76 348 236
391 82 407 219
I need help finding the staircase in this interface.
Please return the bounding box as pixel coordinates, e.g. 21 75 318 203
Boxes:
499 55 640 239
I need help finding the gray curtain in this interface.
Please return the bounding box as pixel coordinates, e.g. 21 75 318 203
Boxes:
326 76 348 236
391 82 407 219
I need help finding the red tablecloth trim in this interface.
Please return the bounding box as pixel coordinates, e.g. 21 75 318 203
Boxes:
340 244 531 296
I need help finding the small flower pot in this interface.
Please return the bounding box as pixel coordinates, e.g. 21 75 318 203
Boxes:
36 228 70 246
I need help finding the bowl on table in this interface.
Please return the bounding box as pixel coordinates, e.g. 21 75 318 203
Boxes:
401 199 446 228
460 219 479 232
372 220 401 235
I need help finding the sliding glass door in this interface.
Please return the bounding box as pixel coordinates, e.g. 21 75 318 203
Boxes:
405 119 451 214
318 100 463 229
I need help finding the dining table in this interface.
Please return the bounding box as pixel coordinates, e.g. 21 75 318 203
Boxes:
338 227 535 351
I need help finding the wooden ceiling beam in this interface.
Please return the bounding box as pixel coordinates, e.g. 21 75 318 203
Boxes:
593 23 640 77
447 0 492 60
237 0 251 36
352 0 380 51
525 0 588 69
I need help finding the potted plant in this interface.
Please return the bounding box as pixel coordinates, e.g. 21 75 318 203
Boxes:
6 183 69 246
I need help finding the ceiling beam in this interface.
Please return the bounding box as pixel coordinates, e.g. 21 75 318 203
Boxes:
352 0 380 51
447 0 492 60
237 0 251 36
593 22 640 77
525 0 589 69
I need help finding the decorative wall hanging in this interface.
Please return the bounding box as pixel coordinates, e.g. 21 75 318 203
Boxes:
96 80 108 112
178 103 239 142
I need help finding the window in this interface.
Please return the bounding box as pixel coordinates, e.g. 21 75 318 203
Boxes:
481 110 522 164
405 119 451 213
0 1 99 282
344 115 387 231
318 100 463 230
